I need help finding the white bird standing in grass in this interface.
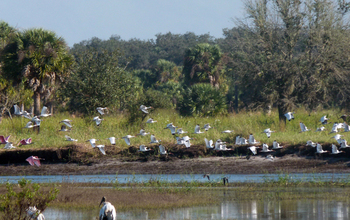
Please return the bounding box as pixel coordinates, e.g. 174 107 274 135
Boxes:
159 145 167 155
139 145 151 152
146 118 157 123
284 112 295 121
194 124 205 134
97 107 108 115
150 134 161 144
26 206 45 220
263 128 275 138
93 116 104 126
60 119 73 128
122 135 135 146
65 135 77 142
107 137 117 145
306 140 317 147
203 123 212 131
299 122 311 132
331 144 344 154
99 196 117 220
272 140 283 149
248 134 260 145
140 105 152 114
316 143 328 154
39 106 51 117
205 138 214 148
261 143 273 152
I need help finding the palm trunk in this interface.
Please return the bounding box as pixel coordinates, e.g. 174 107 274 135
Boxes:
34 91 41 116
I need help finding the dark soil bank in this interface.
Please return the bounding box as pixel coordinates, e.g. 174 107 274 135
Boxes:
1 143 350 175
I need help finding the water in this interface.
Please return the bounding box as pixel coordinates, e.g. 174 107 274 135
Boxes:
0 173 349 184
43 199 350 220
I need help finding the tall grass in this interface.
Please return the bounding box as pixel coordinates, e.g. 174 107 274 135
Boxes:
0 108 347 150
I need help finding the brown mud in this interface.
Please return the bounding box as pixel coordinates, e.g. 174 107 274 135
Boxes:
1 143 350 176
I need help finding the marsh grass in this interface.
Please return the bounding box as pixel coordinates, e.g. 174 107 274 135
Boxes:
0 108 348 151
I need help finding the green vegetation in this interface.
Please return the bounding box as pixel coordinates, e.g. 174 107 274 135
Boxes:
0 179 59 219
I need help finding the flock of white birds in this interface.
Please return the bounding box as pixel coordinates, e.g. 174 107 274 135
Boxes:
2 106 350 164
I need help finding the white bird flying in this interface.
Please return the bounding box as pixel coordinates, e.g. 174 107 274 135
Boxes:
263 128 275 138
122 135 135 146
99 196 117 220
176 136 185 145
320 115 329 124
59 125 71 132
316 143 328 154
194 124 205 134
86 138 99 148
235 136 241 145
330 122 344 133
215 139 230 151
299 122 311 132
65 135 77 142
266 155 275 161
240 137 248 145
261 143 273 152
306 140 317 147
107 137 117 145
331 134 344 144
136 129 150 137
203 123 212 131
140 105 152 114
18 138 32 146
0 135 10 144
60 119 73 128
272 140 283 149
13 104 25 116
26 156 42 167
340 139 350 149
284 112 295 121
26 206 45 220
95 145 106 155
159 145 167 155
331 144 343 154
97 107 108 115
3 142 15 149
343 122 350 132
221 130 234 133
93 116 104 126
139 145 151 152
24 121 39 129
164 125 177 135
39 106 51 117
248 146 259 155
176 128 188 135
205 138 214 149
184 139 191 148
150 134 161 144
248 134 260 144
316 126 326 132
146 118 157 123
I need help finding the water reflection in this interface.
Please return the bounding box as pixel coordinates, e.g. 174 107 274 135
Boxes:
44 199 350 220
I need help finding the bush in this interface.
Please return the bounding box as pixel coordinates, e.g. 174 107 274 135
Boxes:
0 178 59 220
178 83 227 116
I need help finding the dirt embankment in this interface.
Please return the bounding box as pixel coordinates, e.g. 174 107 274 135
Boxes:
1 143 350 176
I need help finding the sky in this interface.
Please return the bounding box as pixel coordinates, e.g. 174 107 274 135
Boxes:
1 0 245 47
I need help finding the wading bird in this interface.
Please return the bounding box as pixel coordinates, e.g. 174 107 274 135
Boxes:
316 126 326 132
150 134 161 144
86 139 99 148
99 196 117 220
331 134 344 144
59 125 71 132
261 143 273 153
194 124 205 134
3 142 15 149
39 106 51 117
0 135 10 144
203 123 212 131
248 146 259 155
140 105 152 114
164 124 177 135
316 143 328 154
93 116 104 126
284 112 295 121
248 134 259 145
343 122 350 132
60 119 73 128
26 156 42 167
13 104 25 116
331 144 344 154
18 138 32 146
306 140 317 147
266 155 274 161
215 139 229 151
272 140 283 150
203 174 210 181
146 118 157 123
299 122 311 132
159 145 167 155
97 107 108 115
340 114 348 122
122 135 135 146
221 130 234 133
176 128 188 135
26 206 45 220
235 136 241 145
263 128 275 138
139 145 151 152
94 145 106 155
240 137 248 145
223 177 229 186
136 129 150 137
24 121 39 129
340 139 350 149
107 137 117 145
320 115 329 124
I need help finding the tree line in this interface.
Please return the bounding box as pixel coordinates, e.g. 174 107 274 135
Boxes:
1 0 350 122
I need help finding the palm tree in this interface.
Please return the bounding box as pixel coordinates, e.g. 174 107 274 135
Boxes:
19 28 74 115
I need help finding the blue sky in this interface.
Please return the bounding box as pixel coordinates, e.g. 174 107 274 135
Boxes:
1 0 245 47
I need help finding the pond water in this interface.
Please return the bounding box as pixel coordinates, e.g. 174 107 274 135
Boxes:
0 173 350 184
43 198 350 220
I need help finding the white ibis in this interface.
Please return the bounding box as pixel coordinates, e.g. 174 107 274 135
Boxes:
122 135 135 146
139 145 151 152
164 125 177 135
136 129 150 137
261 143 273 152
194 124 205 134
26 206 45 220
248 134 260 144
39 106 51 117
204 138 214 148
215 139 230 151
299 122 311 132
150 134 160 144
0 135 10 144
59 125 71 132
235 136 241 145
24 121 39 129
107 137 117 145
60 119 73 128
86 139 99 148
240 137 248 145
97 107 108 115
343 122 350 132
176 128 188 135
332 144 344 154
266 155 274 161
65 135 78 142
306 140 317 147
3 142 15 149
203 123 212 131
284 112 295 121
93 116 104 126
340 139 350 149
272 140 283 149
140 105 152 114
26 156 42 167
95 145 106 155
316 143 328 154
221 130 234 133
263 128 275 137
159 145 167 155
146 118 157 123
331 134 344 144
248 146 259 155
99 196 117 220
320 115 329 124
316 126 326 132
13 104 24 116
